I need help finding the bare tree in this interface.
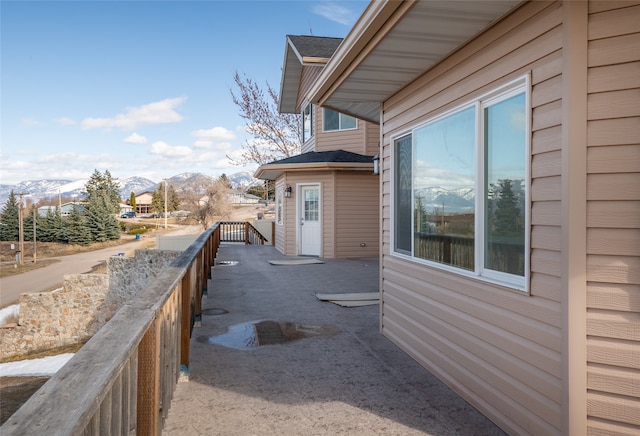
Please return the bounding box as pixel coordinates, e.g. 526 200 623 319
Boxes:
228 70 302 166
189 178 233 230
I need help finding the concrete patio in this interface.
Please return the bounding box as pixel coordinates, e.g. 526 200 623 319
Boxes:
162 244 506 435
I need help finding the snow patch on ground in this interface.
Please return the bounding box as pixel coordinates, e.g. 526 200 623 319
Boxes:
0 304 19 325
0 353 74 377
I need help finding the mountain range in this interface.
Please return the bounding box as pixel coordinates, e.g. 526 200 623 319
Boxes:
0 171 258 206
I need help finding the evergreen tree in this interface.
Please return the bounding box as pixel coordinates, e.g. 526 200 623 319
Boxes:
0 190 20 241
152 182 180 214
67 205 92 246
22 204 37 241
39 206 66 243
84 169 121 214
493 179 521 236
168 184 180 211
85 190 120 242
129 191 137 211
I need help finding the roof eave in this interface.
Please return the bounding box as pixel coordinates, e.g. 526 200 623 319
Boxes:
307 0 523 123
254 162 373 180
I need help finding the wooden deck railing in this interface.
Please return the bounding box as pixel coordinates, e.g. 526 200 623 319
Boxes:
415 232 524 274
219 221 271 245
1 224 221 435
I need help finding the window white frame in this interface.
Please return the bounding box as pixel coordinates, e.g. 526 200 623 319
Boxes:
390 75 530 292
322 108 357 132
275 187 283 225
302 104 314 143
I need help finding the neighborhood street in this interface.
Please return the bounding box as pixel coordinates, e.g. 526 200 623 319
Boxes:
0 225 203 308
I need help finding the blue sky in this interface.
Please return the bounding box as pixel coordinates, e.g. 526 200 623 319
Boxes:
1 0 368 185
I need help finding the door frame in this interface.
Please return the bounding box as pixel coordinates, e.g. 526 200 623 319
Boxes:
296 183 322 256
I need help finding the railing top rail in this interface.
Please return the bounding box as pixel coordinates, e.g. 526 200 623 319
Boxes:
1 224 220 435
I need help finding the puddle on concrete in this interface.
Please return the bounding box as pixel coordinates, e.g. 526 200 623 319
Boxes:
216 260 239 266
202 308 229 316
196 320 337 350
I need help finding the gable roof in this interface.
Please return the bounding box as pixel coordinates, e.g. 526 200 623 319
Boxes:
307 0 522 123
254 150 374 180
279 35 343 113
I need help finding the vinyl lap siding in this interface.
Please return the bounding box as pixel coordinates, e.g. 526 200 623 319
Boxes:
381 2 564 434
334 172 379 258
281 172 335 257
586 2 640 433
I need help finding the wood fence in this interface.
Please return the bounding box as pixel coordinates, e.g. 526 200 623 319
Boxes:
1 224 221 435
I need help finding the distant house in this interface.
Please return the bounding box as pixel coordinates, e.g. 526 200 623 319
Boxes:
118 203 134 215
132 191 153 214
228 189 262 205
37 202 84 217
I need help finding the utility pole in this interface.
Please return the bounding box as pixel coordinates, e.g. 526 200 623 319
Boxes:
164 179 168 229
17 192 28 265
33 206 37 264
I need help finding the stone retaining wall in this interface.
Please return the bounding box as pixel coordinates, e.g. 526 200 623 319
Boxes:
0 250 180 361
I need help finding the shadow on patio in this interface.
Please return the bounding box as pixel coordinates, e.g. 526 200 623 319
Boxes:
163 244 505 435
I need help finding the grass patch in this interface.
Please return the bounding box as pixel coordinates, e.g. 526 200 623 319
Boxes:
0 342 85 364
0 258 61 278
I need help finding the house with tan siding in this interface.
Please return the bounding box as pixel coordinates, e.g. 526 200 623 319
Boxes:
305 1 639 434
255 35 380 258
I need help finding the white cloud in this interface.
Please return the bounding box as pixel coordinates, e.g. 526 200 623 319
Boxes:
81 97 186 131
55 117 76 126
191 126 236 140
148 141 192 157
0 152 124 185
213 141 232 151
193 139 212 149
312 3 359 25
20 117 40 127
125 132 148 144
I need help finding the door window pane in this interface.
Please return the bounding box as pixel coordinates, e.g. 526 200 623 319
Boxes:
304 188 319 222
484 93 526 276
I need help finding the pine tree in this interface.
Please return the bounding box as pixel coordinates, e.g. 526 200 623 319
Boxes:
39 206 66 243
493 179 521 236
129 192 137 212
84 169 121 214
67 205 92 246
84 170 122 242
152 182 180 214
85 190 120 242
0 190 20 241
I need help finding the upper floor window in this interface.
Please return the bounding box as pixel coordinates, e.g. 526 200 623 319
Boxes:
392 77 529 291
323 108 357 131
302 104 313 143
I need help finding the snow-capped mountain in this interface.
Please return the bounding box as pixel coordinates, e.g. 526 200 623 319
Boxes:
0 172 257 206
228 171 258 188
0 179 86 205
414 186 475 213
118 177 156 198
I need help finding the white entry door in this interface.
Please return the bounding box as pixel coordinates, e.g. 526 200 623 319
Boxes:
298 184 321 256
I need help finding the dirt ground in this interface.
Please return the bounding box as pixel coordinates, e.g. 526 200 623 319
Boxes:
0 377 49 425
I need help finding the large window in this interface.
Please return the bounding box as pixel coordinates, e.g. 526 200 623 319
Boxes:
323 108 357 131
393 78 529 290
302 104 313 143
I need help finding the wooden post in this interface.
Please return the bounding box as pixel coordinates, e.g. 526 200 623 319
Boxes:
137 319 160 436
271 221 275 245
180 272 191 367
